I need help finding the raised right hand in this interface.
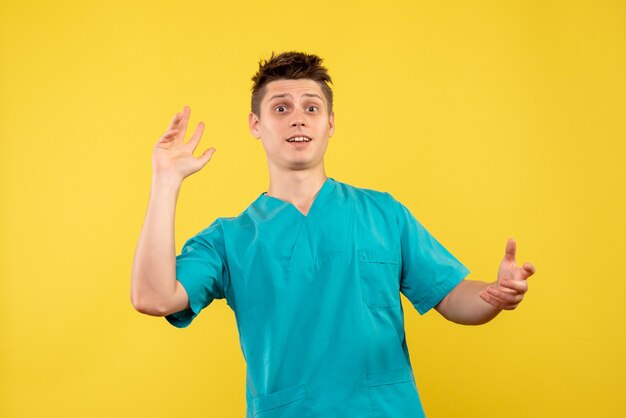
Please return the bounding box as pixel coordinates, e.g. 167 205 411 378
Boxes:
152 105 216 181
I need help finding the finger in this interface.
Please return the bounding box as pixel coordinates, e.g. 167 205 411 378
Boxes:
480 292 511 310
175 105 191 142
186 122 205 149
158 129 179 143
480 292 520 310
166 112 182 131
522 262 536 278
504 238 516 263
486 286 524 304
515 262 535 281
499 279 528 294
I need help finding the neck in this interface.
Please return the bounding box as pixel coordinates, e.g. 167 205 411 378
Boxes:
265 164 328 215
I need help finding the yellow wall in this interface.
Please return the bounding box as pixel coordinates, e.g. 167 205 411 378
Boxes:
1 0 624 417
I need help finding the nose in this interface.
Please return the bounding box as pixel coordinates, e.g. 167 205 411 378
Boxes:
290 108 307 127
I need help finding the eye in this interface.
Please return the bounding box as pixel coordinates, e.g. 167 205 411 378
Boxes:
275 105 287 113
306 105 318 112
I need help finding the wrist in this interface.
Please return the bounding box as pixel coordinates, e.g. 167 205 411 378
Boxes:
151 171 183 189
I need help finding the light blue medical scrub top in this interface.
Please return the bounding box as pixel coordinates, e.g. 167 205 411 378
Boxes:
165 177 470 418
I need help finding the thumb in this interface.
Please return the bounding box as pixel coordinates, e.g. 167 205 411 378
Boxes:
198 148 216 168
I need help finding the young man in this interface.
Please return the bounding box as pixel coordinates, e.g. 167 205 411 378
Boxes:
130 51 536 417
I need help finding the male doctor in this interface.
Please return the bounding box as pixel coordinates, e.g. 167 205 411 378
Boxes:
131 51 536 417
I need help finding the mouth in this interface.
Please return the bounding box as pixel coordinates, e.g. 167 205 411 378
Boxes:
286 135 312 143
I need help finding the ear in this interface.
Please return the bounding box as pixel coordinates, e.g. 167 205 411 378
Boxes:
248 112 261 139
328 111 335 137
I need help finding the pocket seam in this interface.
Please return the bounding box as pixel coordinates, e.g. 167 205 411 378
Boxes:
367 367 415 387
357 248 400 264
252 383 308 414
357 249 401 308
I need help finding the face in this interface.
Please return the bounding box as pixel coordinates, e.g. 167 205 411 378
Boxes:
249 79 335 172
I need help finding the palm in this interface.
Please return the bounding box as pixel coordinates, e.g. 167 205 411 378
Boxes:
497 239 534 283
152 106 215 180
497 259 522 284
153 139 199 178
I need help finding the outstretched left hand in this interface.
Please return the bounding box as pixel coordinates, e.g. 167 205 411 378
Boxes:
479 238 536 310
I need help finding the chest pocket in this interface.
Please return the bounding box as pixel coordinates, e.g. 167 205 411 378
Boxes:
357 248 401 308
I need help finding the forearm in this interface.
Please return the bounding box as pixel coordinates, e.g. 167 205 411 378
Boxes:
435 279 502 325
130 174 182 312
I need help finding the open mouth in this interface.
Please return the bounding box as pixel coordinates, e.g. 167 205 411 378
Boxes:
286 136 312 143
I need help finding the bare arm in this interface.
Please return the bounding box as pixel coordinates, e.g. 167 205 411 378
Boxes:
130 174 188 316
434 238 536 325
130 106 215 316
434 279 501 325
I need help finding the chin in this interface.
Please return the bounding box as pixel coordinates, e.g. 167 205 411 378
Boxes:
286 157 320 169
287 162 314 171
270 154 323 171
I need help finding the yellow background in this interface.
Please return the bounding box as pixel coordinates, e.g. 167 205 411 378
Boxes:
1 0 625 417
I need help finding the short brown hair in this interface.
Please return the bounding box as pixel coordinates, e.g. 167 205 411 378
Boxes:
250 51 333 117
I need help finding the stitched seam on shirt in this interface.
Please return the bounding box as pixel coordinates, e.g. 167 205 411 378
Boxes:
283 187 354 270
414 264 470 314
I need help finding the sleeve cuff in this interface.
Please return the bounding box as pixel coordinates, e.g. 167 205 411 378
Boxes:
164 276 200 328
413 264 470 315
164 306 198 328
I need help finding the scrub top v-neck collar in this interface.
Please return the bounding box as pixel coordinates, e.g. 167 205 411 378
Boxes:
254 177 337 220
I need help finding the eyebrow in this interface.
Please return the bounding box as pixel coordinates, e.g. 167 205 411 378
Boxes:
267 93 323 101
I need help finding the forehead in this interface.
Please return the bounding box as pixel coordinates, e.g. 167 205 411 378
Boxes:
262 79 325 102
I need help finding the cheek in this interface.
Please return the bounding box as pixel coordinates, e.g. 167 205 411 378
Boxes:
261 119 280 134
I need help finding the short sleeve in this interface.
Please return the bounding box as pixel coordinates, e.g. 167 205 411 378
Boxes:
391 196 470 315
165 218 229 328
